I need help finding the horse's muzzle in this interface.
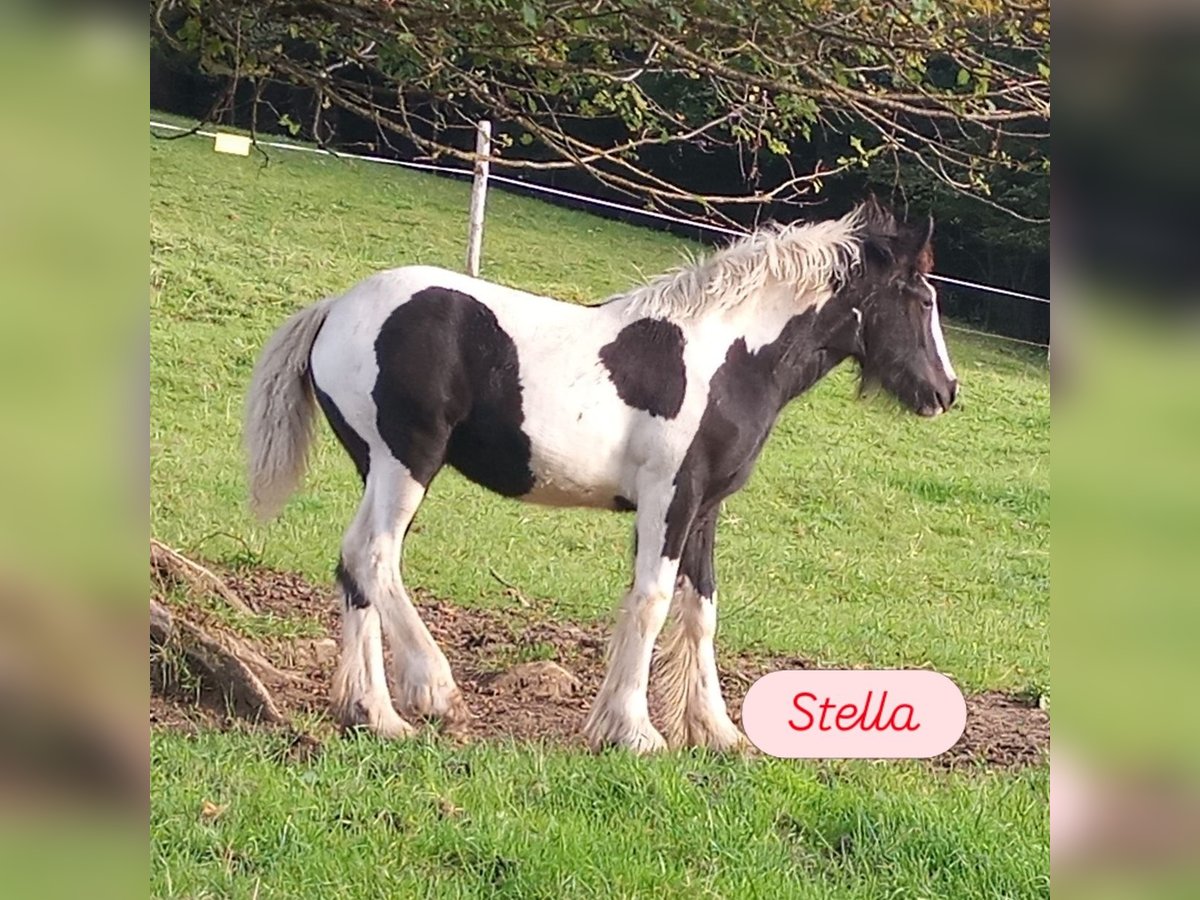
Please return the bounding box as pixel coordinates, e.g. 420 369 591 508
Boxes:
938 379 959 412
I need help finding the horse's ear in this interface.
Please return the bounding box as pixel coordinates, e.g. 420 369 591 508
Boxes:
912 215 935 274
915 214 934 246
860 194 896 234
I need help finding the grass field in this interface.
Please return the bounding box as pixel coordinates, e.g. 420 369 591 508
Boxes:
150 115 1050 898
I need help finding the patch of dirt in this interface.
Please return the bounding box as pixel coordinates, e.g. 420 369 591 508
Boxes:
151 567 1048 770
150 694 223 735
949 692 1050 769
479 661 581 701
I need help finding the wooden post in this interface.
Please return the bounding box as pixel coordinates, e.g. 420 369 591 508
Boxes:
465 120 492 277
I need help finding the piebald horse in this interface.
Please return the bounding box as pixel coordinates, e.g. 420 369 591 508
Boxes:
244 198 958 752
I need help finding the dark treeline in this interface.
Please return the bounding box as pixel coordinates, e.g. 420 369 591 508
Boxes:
152 46 1048 347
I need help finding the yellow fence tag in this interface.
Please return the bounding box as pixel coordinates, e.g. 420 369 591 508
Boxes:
213 133 251 156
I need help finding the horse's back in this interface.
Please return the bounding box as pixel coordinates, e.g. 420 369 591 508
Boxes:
309 265 638 505
327 264 575 319
312 264 606 383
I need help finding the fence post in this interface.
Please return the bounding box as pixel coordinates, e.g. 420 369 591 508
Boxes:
465 120 492 277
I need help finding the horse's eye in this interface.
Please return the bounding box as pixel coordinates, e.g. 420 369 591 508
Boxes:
920 295 934 310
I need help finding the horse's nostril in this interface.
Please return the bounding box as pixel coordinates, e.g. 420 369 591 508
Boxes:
948 380 959 406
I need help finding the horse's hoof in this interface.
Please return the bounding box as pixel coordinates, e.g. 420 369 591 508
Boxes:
665 711 751 754
625 726 669 755
716 731 757 757
397 679 471 726
584 716 667 754
696 723 753 755
437 691 474 729
336 699 416 739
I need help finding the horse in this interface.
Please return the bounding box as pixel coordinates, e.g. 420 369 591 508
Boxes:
243 197 958 753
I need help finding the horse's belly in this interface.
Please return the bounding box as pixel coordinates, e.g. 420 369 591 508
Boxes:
522 480 621 509
515 354 641 509
521 432 629 509
516 376 699 511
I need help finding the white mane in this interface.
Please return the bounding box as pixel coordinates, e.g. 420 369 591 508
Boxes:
619 206 866 320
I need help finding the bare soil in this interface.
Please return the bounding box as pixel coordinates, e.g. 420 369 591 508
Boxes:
150 566 1048 770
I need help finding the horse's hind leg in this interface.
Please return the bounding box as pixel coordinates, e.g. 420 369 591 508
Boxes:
365 458 468 726
331 454 466 735
331 489 414 738
655 507 745 751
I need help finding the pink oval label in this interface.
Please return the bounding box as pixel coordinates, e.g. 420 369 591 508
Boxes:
742 670 966 758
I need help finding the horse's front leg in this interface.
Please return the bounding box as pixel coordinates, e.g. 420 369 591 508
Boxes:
655 507 746 751
584 487 686 754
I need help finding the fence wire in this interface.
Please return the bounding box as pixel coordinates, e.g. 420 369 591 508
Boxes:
150 119 1050 349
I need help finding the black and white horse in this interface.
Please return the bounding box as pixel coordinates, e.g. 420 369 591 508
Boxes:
244 198 958 752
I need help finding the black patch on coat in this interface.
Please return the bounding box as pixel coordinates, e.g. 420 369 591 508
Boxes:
662 304 856 557
313 382 370 483
373 287 535 495
335 557 369 609
678 506 718 598
612 495 637 512
599 318 686 418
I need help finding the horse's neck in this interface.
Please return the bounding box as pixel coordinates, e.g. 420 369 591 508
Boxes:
776 331 852 402
711 286 805 353
701 285 854 407
613 277 854 408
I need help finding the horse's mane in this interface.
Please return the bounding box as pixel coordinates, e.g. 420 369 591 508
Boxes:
618 205 866 320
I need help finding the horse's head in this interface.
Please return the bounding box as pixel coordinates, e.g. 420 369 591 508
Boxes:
836 198 958 417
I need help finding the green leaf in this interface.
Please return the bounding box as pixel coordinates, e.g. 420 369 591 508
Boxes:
956 68 970 87
522 1 538 28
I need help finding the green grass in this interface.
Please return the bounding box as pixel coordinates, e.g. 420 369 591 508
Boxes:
153 732 1047 899
150 114 1049 897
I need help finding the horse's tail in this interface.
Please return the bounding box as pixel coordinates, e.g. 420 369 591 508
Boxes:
244 297 336 520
